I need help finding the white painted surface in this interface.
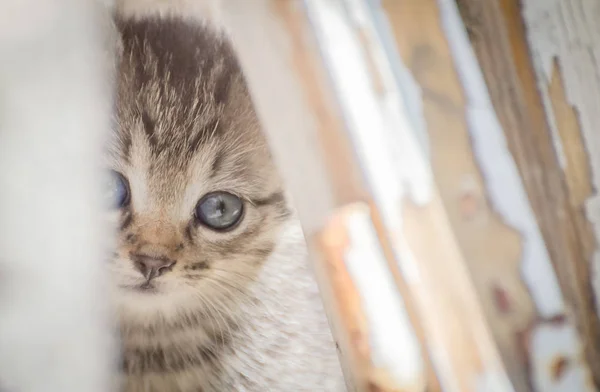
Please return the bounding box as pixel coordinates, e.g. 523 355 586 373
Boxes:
304 0 427 385
0 1 116 391
439 0 562 326
364 1 430 163
344 206 425 388
305 0 431 283
306 0 420 229
438 0 592 390
521 0 600 318
530 323 589 392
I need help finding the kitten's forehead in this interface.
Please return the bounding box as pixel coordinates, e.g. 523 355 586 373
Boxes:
111 16 275 212
114 15 253 159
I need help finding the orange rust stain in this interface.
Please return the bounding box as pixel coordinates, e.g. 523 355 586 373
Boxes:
459 191 480 220
315 205 374 390
492 284 512 314
368 367 416 392
318 207 371 362
317 204 427 391
550 356 570 382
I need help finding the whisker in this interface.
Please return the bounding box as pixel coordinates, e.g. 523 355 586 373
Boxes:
183 280 240 348
200 280 246 331
188 289 221 345
202 276 277 322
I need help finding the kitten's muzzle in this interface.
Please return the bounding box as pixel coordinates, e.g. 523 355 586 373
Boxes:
131 253 176 281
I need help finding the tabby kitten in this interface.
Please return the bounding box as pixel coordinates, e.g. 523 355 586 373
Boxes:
106 15 345 392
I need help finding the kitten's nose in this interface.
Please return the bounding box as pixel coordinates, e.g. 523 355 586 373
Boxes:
131 254 176 281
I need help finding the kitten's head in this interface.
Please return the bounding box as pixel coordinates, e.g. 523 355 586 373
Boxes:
106 17 289 327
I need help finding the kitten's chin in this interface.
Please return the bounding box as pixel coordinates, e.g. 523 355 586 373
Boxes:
112 279 195 315
115 279 179 302
112 269 174 295
119 280 160 294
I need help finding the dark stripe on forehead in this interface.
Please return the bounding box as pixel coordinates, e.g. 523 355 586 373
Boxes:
118 130 132 164
209 149 225 179
116 17 241 156
212 66 237 106
108 107 130 163
116 17 238 90
187 118 221 159
141 110 158 148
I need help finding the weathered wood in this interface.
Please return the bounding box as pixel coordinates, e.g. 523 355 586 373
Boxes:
520 0 600 386
519 0 600 318
223 0 525 390
455 0 600 390
222 1 429 390
380 0 529 389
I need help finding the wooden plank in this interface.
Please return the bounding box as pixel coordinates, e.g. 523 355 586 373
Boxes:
224 0 522 390
222 1 429 390
452 0 599 390
381 0 530 390
382 0 597 391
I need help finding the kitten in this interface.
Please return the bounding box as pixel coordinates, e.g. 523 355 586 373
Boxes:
107 15 346 392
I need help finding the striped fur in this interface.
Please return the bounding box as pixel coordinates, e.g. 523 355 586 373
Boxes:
108 16 297 391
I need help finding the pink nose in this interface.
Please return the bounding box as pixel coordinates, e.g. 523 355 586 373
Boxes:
131 254 176 281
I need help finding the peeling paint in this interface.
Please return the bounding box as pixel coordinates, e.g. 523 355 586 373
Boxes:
530 321 588 392
438 0 564 320
520 0 600 318
550 356 569 382
438 0 593 390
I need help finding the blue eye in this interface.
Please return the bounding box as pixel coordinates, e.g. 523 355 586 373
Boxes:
195 192 243 231
105 170 130 209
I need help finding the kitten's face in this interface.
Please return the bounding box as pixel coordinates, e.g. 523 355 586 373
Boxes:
107 18 289 325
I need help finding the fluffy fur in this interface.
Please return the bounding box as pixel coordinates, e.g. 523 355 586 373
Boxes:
109 15 345 392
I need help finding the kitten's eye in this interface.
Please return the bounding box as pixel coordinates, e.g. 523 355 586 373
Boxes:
104 170 130 209
195 192 243 231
